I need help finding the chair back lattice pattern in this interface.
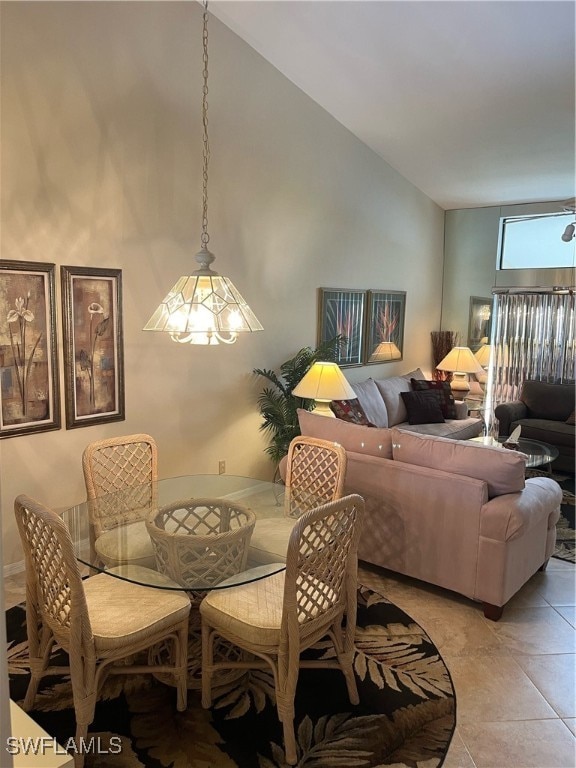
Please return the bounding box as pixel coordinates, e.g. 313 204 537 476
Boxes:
82 433 158 535
146 499 256 588
284 436 347 518
14 495 90 651
283 493 364 637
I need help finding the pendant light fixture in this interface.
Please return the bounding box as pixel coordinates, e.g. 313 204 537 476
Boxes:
143 0 263 345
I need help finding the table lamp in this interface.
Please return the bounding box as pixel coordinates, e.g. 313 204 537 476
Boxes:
436 346 484 394
474 343 491 388
369 341 402 363
292 361 356 417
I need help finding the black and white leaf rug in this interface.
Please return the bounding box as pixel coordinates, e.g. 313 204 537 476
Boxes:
7 583 456 767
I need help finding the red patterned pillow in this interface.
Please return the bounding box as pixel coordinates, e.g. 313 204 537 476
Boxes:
330 398 374 426
410 378 458 419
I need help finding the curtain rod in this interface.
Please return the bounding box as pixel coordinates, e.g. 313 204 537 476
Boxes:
492 286 575 295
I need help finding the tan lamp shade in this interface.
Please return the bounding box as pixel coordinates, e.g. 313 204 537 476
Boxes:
474 343 492 368
369 341 402 363
292 361 356 417
436 346 484 393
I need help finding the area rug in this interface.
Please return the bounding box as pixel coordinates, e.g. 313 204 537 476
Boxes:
525 469 575 563
7 584 456 767
554 476 575 563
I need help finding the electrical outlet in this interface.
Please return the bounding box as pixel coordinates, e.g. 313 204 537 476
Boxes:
219 460 226 475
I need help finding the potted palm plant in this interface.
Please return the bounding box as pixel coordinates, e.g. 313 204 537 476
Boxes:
254 336 344 466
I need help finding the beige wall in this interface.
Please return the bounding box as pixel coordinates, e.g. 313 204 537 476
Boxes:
1 1 444 568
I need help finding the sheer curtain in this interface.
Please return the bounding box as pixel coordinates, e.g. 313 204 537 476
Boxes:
489 288 575 407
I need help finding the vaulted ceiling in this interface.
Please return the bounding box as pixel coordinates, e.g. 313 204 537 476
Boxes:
211 1 575 210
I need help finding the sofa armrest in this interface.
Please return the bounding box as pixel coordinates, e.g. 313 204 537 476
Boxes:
494 400 528 436
479 477 562 543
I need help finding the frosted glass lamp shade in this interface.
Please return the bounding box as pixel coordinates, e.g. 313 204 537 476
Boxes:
436 346 484 394
143 265 263 346
292 362 356 417
369 341 402 363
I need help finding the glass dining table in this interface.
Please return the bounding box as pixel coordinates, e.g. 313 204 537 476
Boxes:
61 474 299 588
62 474 304 688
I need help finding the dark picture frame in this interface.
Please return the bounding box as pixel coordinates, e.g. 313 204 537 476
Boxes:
0 260 61 438
364 290 406 364
61 266 125 429
317 288 366 367
467 296 492 352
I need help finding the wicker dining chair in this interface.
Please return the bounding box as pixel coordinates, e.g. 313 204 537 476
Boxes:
248 435 347 565
284 435 347 517
82 433 158 568
14 494 190 768
200 493 364 766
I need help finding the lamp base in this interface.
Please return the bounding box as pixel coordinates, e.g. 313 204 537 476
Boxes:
450 372 470 394
310 400 336 418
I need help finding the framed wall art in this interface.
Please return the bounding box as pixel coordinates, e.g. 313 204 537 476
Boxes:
317 288 366 367
61 266 125 429
467 296 492 352
0 260 60 438
364 289 406 364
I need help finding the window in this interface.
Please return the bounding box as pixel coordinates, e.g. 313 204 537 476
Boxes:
498 211 575 270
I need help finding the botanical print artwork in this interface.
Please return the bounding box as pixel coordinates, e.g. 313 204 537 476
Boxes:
72 277 116 417
318 289 366 367
468 296 492 351
61 266 124 428
0 261 60 437
365 290 406 364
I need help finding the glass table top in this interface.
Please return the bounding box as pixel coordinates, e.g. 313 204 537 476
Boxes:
62 474 299 591
469 436 560 468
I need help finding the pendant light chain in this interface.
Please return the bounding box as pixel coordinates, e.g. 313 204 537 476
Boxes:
142 0 263 343
201 0 210 250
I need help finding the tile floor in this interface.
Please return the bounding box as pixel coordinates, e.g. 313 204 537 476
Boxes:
4 556 576 767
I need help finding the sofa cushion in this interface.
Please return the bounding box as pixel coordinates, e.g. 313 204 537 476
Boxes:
391 428 526 498
374 376 412 426
410 378 458 419
351 378 388 427
298 408 393 458
330 398 373 425
401 390 445 425
396 417 483 440
521 380 575 421
566 410 575 425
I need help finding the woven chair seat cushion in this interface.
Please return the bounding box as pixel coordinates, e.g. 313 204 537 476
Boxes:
200 569 337 647
94 520 155 568
248 518 297 565
201 570 285 646
83 567 190 652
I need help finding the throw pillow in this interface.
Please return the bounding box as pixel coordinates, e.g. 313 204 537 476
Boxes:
566 410 576 425
297 409 393 459
330 398 374 426
411 378 458 420
400 390 445 425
